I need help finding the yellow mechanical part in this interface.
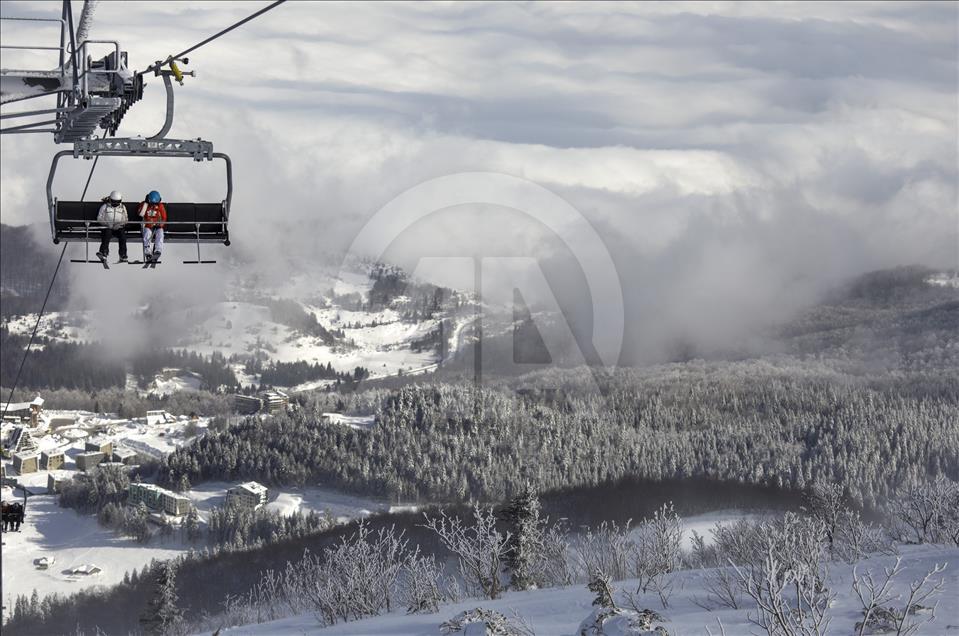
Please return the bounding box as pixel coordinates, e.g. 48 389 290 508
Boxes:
169 60 185 85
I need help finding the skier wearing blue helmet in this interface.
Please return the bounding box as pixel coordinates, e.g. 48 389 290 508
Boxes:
138 190 167 263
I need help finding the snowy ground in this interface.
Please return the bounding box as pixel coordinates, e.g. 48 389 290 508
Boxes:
176 299 445 382
321 413 376 431
184 482 391 524
215 545 959 636
1 495 188 614
150 368 204 396
0 480 399 616
2 310 93 343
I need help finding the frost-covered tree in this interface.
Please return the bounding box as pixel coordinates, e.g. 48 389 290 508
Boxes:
183 506 201 542
852 558 947 636
287 522 413 624
400 552 443 614
501 484 547 590
732 513 832 636
634 502 683 607
140 560 184 636
805 482 848 554
424 505 512 599
889 476 959 546
574 520 635 582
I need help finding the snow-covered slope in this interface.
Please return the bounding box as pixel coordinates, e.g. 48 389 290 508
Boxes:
2 262 474 389
1 495 188 604
215 545 959 636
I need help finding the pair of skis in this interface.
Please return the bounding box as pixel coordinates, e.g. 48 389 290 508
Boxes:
94 253 161 269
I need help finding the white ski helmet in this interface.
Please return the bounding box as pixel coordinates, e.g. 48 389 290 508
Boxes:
109 190 123 203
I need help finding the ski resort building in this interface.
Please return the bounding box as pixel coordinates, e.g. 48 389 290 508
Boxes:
35 556 54 570
128 483 191 516
1 397 44 427
13 452 39 474
232 390 290 415
145 410 176 426
261 390 289 414
75 451 105 471
112 447 138 465
227 481 268 509
47 473 67 493
85 437 113 456
233 394 262 415
3 426 39 454
41 449 65 470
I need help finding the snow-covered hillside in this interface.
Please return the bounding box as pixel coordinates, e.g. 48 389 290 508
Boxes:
2 262 475 389
1 495 188 604
215 545 959 636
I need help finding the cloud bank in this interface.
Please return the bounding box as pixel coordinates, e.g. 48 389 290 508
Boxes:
0 1 955 364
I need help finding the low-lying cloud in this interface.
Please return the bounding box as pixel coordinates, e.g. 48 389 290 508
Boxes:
0 1 955 365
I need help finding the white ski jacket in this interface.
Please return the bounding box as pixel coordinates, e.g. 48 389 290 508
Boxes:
97 202 128 230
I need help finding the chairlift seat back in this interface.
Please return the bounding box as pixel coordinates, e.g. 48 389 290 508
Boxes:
53 200 228 243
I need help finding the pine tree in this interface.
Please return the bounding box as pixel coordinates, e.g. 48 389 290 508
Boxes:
140 561 184 635
501 483 545 590
13 594 28 622
184 506 201 542
588 571 616 609
29 589 40 619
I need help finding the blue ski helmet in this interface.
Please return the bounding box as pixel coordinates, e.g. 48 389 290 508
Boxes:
147 190 162 204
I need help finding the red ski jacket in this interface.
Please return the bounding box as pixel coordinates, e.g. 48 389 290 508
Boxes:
139 202 167 229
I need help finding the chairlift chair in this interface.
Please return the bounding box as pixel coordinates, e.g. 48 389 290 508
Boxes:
48 137 232 264
45 57 232 264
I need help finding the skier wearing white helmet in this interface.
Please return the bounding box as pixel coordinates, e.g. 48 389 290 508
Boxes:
96 190 129 262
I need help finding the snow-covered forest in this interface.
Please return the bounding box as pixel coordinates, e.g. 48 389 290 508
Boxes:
163 362 958 507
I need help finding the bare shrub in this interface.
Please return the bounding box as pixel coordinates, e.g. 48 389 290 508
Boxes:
712 516 774 566
889 476 959 546
400 552 443 614
540 522 575 587
634 502 683 608
693 566 742 611
423 505 512 600
852 558 947 636
573 519 636 582
836 510 895 563
731 513 833 636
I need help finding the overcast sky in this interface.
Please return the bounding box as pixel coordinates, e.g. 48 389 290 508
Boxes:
1 1 956 362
